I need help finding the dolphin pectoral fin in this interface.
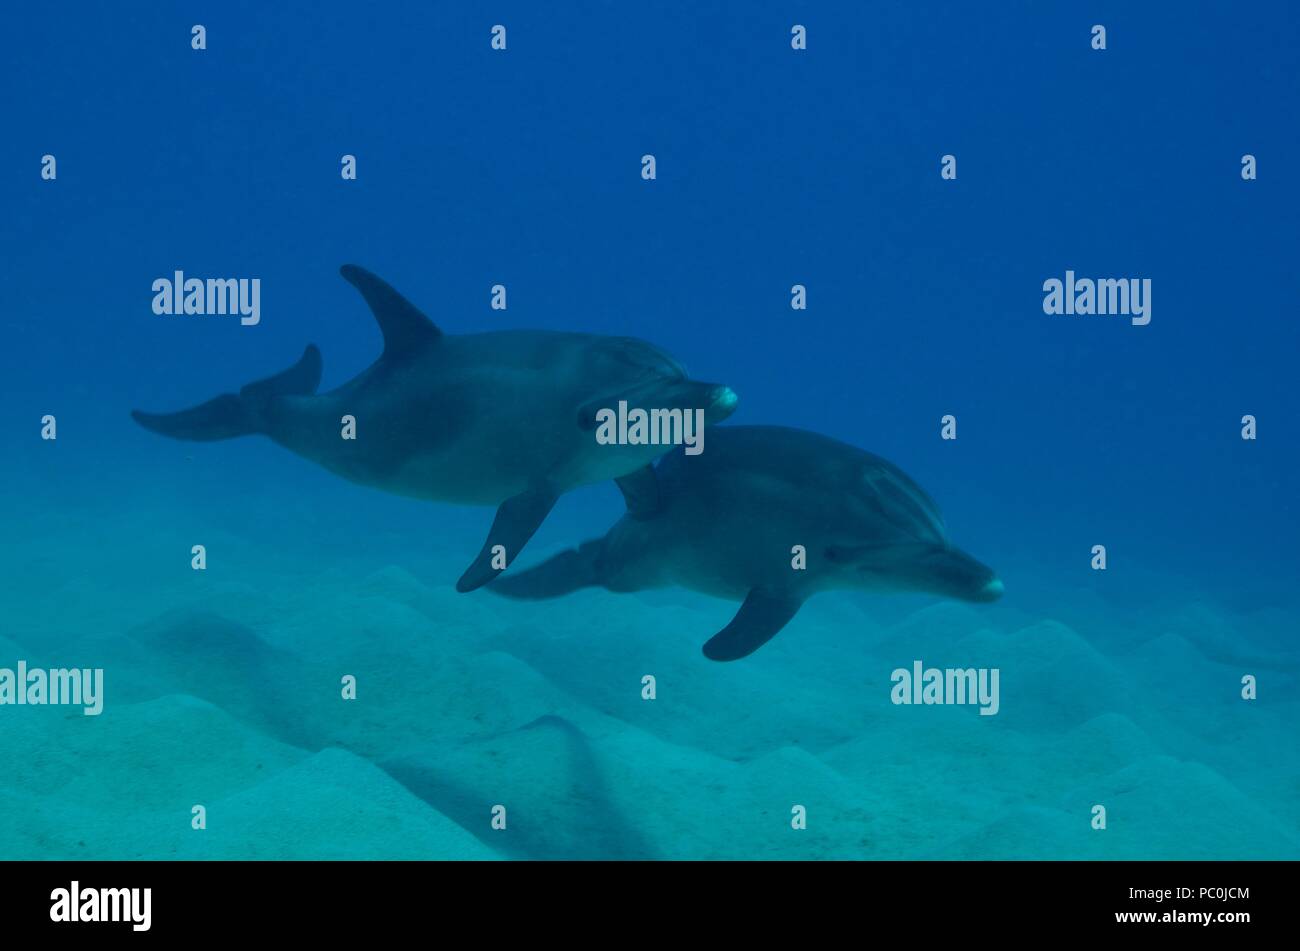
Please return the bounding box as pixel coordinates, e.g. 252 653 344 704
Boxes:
339 265 442 358
456 486 560 593
614 465 661 519
702 588 803 661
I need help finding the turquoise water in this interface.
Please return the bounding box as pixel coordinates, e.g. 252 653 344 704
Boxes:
2 2 1297 859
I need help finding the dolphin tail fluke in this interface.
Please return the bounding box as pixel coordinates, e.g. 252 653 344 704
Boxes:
239 344 322 406
489 539 605 600
131 344 322 441
131 394 254 441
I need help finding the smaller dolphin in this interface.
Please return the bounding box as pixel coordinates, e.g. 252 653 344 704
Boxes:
492 425 1003 660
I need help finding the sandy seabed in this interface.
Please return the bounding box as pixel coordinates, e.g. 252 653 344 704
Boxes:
1 490 1296 861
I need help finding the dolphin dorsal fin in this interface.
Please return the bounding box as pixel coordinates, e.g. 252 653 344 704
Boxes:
614 465 661 519
340 265 442 358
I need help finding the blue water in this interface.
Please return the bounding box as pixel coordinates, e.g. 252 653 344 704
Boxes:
1 2 1296 859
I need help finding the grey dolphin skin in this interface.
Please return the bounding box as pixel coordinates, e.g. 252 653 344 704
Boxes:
131 265 738 590
492 425 1003 660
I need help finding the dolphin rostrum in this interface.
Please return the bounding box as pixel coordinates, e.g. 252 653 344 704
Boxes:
132 265 738 590
492 425 1002 659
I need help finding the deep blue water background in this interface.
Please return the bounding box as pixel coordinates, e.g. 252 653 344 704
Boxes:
0 2 1296 860
6 2 1298 605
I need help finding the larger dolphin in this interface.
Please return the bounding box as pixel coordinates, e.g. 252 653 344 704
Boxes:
131 266 738 590
492 425 1003 659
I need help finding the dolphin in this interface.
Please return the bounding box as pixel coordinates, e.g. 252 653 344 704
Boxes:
492 425 1003 659
131 265 738 590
